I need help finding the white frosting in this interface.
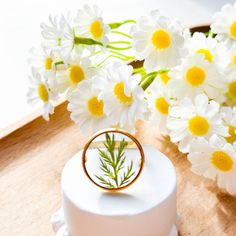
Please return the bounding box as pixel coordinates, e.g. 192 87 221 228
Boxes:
51 208 178 236
52 145 178 236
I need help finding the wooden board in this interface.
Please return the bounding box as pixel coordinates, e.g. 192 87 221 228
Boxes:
1 102 236 236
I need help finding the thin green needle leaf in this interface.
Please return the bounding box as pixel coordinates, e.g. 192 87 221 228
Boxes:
95 134 136 188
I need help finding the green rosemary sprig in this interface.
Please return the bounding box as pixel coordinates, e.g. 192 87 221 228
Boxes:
95 133 135 189
120 161 135 186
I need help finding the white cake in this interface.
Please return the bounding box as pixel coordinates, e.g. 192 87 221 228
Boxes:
52 145 178 236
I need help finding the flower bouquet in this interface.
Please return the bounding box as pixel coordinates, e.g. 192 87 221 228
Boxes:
28 3 236 195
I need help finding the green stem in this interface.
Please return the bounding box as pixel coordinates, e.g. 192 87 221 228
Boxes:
110 54 134 61
55 61 64 67
133 67 145 74
108 19 136 29
88 50 102 58
123 19 136 24
107 45 132 51
204 30 217 38
109 41 131 45
96 55 112 67
140 69 169 90
111 30 133 39
96 54 132 67
145 71 159 77
112 55 133 61
74 36 132 51
108 50 134 60
141 75 157 90
113 165 119 187
74 36 103 46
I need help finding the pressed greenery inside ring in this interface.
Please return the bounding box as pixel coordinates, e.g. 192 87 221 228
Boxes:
82 129 145 191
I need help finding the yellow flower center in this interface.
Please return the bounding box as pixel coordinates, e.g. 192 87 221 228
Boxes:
45 57 53 70
113 82 133 105
38 84 49 103
87 96 104 118
229 21 236 39
188 115 209 136
225 125 236 144
152 29 171 49
155 97 169 115
232 53 236 65
211 151 234 172
186 66 205 87
196 48 213 63
228 81 236 100
69 65 85 85
90 20 103 39
160 72 170 85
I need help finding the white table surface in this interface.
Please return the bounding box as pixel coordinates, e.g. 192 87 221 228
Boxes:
0 0 233 137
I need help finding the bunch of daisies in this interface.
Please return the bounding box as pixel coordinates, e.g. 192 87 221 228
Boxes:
28 3 236 195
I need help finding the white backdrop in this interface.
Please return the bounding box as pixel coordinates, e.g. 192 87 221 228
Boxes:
0 0 234 134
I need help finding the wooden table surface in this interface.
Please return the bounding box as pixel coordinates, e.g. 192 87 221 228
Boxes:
1 102 236 236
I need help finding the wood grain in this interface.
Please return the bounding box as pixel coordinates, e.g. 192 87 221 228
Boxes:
1 102 236 236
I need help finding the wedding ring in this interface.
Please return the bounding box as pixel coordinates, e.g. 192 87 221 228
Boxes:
82 128 145 192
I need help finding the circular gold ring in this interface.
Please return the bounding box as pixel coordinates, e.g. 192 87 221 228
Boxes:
82 128 145 192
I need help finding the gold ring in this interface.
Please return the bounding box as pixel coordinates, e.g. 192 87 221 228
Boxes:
82 128 145 192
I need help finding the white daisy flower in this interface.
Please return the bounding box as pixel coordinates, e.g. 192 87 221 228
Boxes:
59 22 76 63
146 78 173 135
168 54 226 102
55 55 93 94
28 47 74 94
186 32 220 64
221 107 236 144
41 14 69 51
41 14 84 63
131 10 186 71
74 5 110 46
28 47 57 76
211 3 236 45
223 70 236 105
216 44 236 104
27 68 57 120
167 94 229 153
93 60 148 132
183 28 191 41
68 80 111 134
220 43 236 72
188 135 236 195
155 70 172 89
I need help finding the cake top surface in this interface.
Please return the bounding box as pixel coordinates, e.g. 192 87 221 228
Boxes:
61 145 176 216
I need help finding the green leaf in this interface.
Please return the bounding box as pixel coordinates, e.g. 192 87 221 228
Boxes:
95 133 136 188
108 20 136 29
74 36 103 46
